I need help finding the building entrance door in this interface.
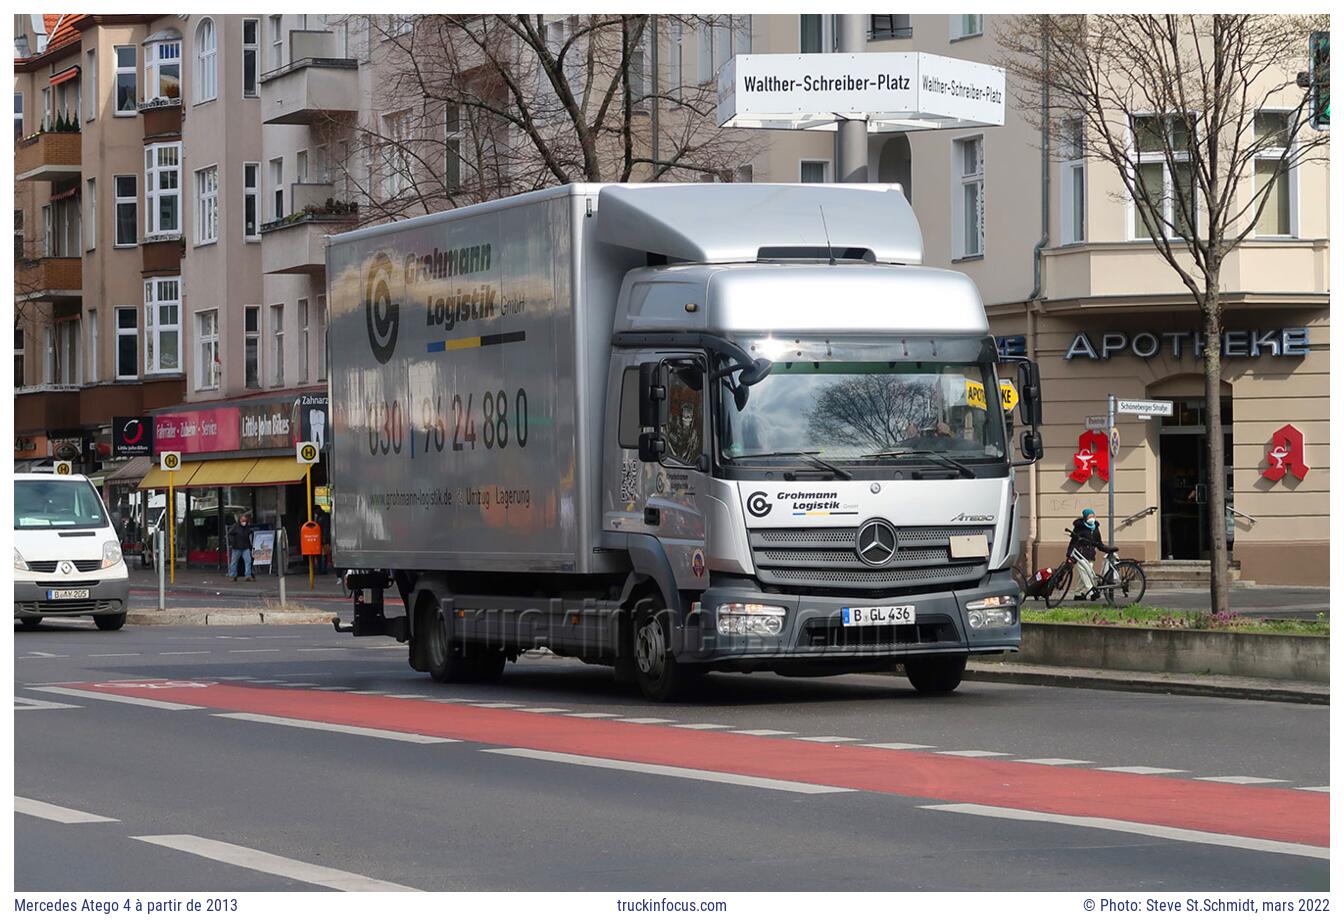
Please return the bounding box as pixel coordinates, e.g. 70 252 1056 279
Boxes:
1158 396 1233 560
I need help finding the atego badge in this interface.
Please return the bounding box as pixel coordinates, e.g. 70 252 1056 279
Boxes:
296 441 320 465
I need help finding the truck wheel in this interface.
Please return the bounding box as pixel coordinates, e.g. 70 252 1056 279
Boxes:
419 599 471 683
94 613 127 631
20 616 42 627
632 603 695 702
904 654 967 694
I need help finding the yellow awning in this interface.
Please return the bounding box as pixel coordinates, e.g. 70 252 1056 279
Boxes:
242 457 308 486
183 459 259 489
138 461 203 490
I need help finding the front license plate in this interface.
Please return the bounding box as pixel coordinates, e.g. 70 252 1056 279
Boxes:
842 605 915 626
47 589 90 600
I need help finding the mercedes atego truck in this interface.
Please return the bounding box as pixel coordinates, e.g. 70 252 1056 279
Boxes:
327 183 1043 701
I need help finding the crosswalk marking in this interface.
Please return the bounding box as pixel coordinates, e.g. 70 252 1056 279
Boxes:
16 796 118 824
132 834 420 891
29 687 203 711
14 696 81 711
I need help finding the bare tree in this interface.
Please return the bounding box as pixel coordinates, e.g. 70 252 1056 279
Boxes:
326 14 760 225
997 14 1330 613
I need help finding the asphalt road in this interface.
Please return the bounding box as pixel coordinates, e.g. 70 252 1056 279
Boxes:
15 623 1329 892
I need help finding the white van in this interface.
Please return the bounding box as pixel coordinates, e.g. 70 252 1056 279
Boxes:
14 473 130 630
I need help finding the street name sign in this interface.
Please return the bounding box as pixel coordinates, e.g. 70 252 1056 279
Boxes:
1085 415 1108 430
1115 399 1174 417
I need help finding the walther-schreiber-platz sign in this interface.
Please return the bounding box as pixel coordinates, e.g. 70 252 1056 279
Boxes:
718 53 1005 131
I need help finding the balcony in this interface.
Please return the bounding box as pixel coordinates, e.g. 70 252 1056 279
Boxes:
15 131 81 182
16 257 82 303
139 97 183 137
261 57 359 126
261 197 358 275
16 386 81 434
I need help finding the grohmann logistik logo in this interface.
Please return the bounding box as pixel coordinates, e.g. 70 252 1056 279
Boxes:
364 251 399 364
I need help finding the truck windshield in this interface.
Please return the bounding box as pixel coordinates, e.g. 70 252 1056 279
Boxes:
719 360 1006 467
14 479 109 530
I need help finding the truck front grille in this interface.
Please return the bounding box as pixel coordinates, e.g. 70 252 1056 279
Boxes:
749 525 992 594
800 614 960 648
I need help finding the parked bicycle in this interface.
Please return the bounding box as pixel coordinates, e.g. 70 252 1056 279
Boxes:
1042 537 1147 608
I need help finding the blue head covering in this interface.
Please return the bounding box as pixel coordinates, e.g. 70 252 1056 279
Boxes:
1081 508 1097 529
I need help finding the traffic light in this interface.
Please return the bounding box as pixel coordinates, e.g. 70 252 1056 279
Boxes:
1310 31 1329 129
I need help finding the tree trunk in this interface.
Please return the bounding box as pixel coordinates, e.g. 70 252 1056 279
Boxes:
1201 279 1230 614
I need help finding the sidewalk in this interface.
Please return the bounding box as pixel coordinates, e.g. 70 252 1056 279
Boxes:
1026 583 1329 619
128 564 349 600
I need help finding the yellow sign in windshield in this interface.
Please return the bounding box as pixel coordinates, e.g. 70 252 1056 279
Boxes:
964 380 988 410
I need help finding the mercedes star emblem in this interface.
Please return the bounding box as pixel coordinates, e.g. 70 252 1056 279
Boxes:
856 519 898 567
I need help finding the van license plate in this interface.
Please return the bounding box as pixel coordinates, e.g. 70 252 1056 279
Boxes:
842 605 915 626
47 589 90 600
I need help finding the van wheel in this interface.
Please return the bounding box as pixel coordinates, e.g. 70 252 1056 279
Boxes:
20 616 42 627
632 599 696 702
904 654 967 694
94 613 127 631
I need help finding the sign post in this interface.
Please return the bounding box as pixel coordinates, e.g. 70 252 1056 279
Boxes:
160 451 182 585
1106 396 1116 549
296 441 320 589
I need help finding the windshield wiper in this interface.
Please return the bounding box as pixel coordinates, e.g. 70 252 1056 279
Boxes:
860 448 976 478
729 450 853 481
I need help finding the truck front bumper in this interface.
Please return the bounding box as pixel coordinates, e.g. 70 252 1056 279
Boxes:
675 569 1019 673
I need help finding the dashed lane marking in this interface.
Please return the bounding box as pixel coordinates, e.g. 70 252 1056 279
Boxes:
729 729 796 736
936 750 1010 758
159 651 211 656
318 686 355 691
470 702 525 708
921 803 1329 861
89 653 141 658
228 649 282 653
517 707 571 714
671 723 734 730
1016 758 1094 767
385 693 429 699
1194 776 1286 785
797 736 863 743
16 796 118 824
563 712 624 719
28 687 203 711
213 712 459 744
485 748 854 795
1297 786 1329 793
1098 766 1187 775
615 717 678 725
862 742 934 751
132 834 420 892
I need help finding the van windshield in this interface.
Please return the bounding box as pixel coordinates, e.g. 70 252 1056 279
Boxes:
14 479 109 530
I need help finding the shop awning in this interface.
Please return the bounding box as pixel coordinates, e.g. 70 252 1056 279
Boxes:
105 456 152 484
184 459 259 489
138 461 201 490
241 457 308 486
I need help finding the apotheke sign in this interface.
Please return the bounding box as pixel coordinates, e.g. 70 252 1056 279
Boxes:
1065 328 1310 361
718 52 1005 131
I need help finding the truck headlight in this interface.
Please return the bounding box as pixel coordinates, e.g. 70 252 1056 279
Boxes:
716 603 786 637
965 595 1016 629
102 541 123 569
15 548 29 571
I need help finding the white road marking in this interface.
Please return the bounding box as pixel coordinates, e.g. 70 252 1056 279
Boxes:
1098 765 1187 775
131 834 419 891
797 736 862 743
246 679 285 683
89 653 141 658
936 750 1010 758
275 683 319 688
319 686 355 691
213 712 457 744
18 654 69 660
347 690 386 695
1297 786 1329 793
729 729 796 736
485 748 853 794
470 702 524 708
862 742 934 751
615 717 678 724
14 696 81 711
563 712 623 719
16 796 118 824
1016 758 1094 767
517 707 571 714
228 649 282 653
29 687 202 711
672 723 734 730
921 803 1329 861
385 693 429 699
159 651 211 656
1194 776 1286 785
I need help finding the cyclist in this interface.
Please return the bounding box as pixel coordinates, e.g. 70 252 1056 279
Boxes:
1068 508 1117 601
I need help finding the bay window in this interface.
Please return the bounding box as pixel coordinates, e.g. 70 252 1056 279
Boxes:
143 276 181 374
144 37 182 101
145 142 182 238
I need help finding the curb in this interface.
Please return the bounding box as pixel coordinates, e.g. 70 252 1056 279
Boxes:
130 587 350 602
965 661 1327 706
126 610 338 626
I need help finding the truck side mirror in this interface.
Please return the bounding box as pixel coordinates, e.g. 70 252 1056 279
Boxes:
1017 360 1043 427
1019 430 1044 462
638 432 666 463
638 362 669 428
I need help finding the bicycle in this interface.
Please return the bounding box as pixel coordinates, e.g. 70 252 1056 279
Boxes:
1043 534 1147 608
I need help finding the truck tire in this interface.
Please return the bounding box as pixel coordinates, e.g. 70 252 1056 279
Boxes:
632 600 696 702
904 654 967 694
94 613 127 631
20 616 42 627
417 596 473 683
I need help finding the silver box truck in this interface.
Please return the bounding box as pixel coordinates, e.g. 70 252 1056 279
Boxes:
327 183 1043 700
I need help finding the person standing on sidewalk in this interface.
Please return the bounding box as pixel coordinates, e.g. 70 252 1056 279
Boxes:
227 513 256 581
1068 508 1116 601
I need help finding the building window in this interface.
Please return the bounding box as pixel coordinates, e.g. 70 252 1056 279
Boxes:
44 196 81 257
48 318 81 386
667 21 683 102
270 303 285 386
88 308 98 382
114 46 136 114
242 19 260 97
85 48 96 120
143 276 182 374
1253 110 1295 238
84 178 97 251
244 305 261 388
195 18 217 103
445 105 462 191
194 165 218 245
40 86 51 131
949 15 982 40
144 143 182 238
243 162 260 239
317 294 327 380
270 157 284 220
800 160 829 183
381 111 412 199
15 327 25 388
799 15 835 54
296 148 308 183
114 175 137 246
13 92 22 139
196 309 219 390
313 144 328 183
116 307 137 379
14 209 23 261
269 15 283 72
298 298 310 383
698 15 746 81
1130 113 1195 240
145 39 182 102
871 15 912 40
1060 118 1085 244
954 135 984 258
